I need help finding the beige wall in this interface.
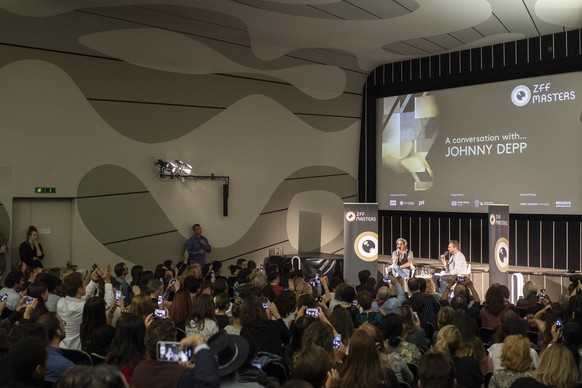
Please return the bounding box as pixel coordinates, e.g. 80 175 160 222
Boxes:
0 29 364 270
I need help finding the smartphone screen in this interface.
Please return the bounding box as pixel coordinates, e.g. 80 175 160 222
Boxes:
154 308 167 319
156 341 192 362
115 290 122 302
333 334 342 349
0 294 7 302
158 295 163 304
24 297 33 305
306 308 319 317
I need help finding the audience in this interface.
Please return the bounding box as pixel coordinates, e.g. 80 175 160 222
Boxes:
3 337 48 388
5 256 582 388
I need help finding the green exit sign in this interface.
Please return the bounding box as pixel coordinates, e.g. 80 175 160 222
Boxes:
35 187 56 194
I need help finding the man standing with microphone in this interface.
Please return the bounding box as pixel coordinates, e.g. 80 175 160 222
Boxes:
184 224 212 267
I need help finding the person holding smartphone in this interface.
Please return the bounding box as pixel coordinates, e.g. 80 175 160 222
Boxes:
132 320 219 388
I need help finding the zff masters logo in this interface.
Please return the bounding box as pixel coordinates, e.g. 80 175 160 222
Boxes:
354 232 378 262
495 237 509 273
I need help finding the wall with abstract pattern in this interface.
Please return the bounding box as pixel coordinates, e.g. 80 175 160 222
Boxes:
0 5 364 269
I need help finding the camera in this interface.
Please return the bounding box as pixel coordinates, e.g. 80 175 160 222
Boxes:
156 341 192 362
306 308 319 317
154 308 167 319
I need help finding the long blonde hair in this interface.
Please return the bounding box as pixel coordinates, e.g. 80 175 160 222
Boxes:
534 343 579 388
432 325 461 356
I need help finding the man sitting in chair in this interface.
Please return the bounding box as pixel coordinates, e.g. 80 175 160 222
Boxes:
434 240 470 293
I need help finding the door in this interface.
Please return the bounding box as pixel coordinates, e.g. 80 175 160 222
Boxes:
11 198 72 269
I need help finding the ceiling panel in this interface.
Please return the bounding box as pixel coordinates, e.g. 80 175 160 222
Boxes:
233 0 337 19
424 34 465 50
314 2 382 20
383 41 431 56
523 0 566 36
488 0 539 36
396 38 444 54
450 27 485 44
473 14 511 36
345 0 412 19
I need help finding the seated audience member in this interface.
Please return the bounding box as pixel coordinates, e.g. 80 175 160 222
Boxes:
36 312 74 382
516 281 540 309
511 343 579 388
355 290 383 330
488 335 534 388
214 293 231 330
25 281 49 322
425 278 441 303
44 275 63 313
561 321 582 379
55 365 128 388
433 306 454 344
224 297 243 336
292 345 336 388
128 294 154 322
207 330 253 387
397 305 430 353
300 320 342 366
185 294 218 340
0 270 24 313
268 271 284 296
106 313 147 385
359 323 414 386
487 316 539 372
328 307 354 346
133 318 211 388
240 295 289 358
372 277 406 315
418 351 457 388
333 286 359 326
3 337 48 388
113 262 131 306
480 286 506 329
382 313 422 366
355 270 373 294
57 268 113 350
431 325 482 388
339 329 399 388
80 297 116 356
451 310 492 375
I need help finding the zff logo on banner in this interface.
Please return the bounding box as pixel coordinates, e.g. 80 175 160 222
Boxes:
354 232 378 262
495 237 509 272
345 211 356 222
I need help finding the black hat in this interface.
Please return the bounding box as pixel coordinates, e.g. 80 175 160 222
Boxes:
207 330 250 377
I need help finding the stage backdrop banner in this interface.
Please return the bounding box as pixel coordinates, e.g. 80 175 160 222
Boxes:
489 204 510 286
344 203 378 285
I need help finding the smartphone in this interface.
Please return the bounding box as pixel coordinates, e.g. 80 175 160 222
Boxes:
306 308 319 317
262 303 269 309
540 289 546 298
413 312 419 320
154 308 167 319
260 264 264 272
24 297 34 305
556 319 563 329
158 295 163 304
315 296 323 303
156 341 192 362
115 290 122 303
352 299 358 307
251 362 262 369
0 294 7 302
171 279 176 285
333 334 342 349
383 276 391 284
315 272 321 284
456 275 465 283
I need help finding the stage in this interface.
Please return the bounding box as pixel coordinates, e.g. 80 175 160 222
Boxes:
267 253 573 302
